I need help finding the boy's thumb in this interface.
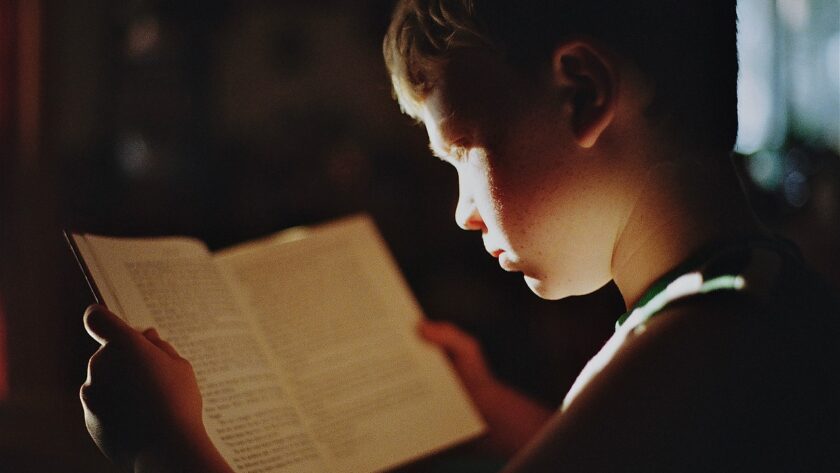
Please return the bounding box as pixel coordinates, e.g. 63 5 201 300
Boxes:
419 321 478 357
83 305 134 345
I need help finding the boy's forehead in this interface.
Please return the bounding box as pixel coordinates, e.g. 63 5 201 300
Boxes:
429 51 525 131
420 90 456 156
422 82 487 156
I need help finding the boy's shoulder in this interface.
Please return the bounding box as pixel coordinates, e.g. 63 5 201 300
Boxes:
638 237 840 383
527 241 840 472
626 244 839 462
516 283 838 472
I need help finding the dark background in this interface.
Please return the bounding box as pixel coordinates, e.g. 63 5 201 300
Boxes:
1 1 837 471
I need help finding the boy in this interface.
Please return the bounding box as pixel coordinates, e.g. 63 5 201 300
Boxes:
82 1 839 471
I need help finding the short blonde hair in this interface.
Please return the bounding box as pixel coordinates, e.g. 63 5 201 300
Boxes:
382 0 740 152
382 0 494 121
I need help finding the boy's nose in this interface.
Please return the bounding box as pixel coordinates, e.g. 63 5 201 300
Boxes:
455 194 485 231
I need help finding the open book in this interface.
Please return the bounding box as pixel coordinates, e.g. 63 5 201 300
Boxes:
68 215 485 473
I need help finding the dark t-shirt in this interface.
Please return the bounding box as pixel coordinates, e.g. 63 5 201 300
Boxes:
708 239 840 472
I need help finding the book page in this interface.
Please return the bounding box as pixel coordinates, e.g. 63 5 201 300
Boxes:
76 235 331 473
215 216 485 473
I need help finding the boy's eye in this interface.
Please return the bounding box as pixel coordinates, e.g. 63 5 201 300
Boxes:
452 146 487 165
450 145 468 161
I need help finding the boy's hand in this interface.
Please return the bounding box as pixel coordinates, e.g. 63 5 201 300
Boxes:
419 320 497 394
81 305 225 472
420 320 553 457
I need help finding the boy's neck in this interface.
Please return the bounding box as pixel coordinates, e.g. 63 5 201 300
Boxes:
610 151 766 309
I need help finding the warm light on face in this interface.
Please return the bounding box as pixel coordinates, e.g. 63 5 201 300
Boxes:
419 79 619 302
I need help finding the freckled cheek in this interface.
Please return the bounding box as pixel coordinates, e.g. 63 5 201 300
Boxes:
485 176 537 245
488 162 564 256
488 160 547 213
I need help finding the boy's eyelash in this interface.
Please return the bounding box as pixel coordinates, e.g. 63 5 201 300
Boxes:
427 142 470 162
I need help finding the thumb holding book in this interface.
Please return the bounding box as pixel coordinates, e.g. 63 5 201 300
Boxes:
419 320 496 392
419 319 553 457
80 305 232 473
83 304 140 345
84 305 183 361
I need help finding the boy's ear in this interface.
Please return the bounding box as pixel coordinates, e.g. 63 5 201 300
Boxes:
551 41 617 148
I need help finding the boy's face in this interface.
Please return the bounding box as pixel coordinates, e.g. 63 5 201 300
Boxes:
419 52 620 300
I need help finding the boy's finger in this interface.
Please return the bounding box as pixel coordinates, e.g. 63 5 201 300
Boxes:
418 320 453 343
83 305 136 346
419 320 492 385
419 321 479 356
142 328 182 359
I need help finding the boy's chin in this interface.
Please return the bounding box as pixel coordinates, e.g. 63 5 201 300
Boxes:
524 274 597 300
524 275 566 300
